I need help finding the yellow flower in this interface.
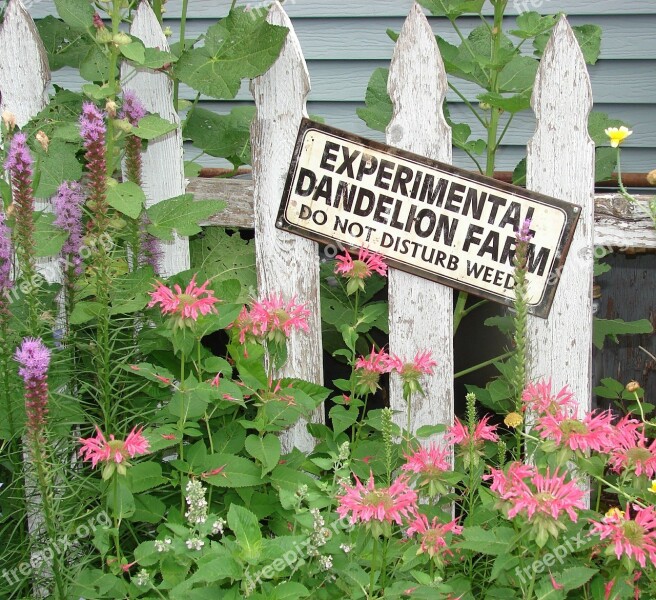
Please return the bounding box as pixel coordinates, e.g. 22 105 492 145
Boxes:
649 480 656 494
605 126 633 148
504 412 523 428
605 507 624 521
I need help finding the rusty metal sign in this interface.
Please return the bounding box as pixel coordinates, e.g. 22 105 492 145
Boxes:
277 118 580 318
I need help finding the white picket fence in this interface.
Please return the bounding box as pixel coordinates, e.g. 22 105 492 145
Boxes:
2 0 655 453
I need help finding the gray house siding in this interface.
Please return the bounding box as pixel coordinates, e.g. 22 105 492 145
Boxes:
29 0 656 172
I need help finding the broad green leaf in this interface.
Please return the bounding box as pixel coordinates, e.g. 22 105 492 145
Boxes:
79 45 110 82
106 181 145 219
595 146 617 182
142 47 177 69
203 453 263 488
510 12 557 39
271 582 310 600
478 89 532 114
329 405 359 436
356 68 392 133
183 106 255 168
189 548 242 583
227 504 262 561
418 0 484 19
107 477 135 519
33 140 83 198
126 461 166 494
498 56 538 93
120 41 146 64
34 212 67 257
36 15 91 71
593 318 653 349
245 434 281 475
512 157 527 186
130 494 166 524
416 424 447 438
132 114 177 140
456 526 515 556
109 266 154 314
54 0 95 30
173 8 288 99
146 194 226 240
122 362 174 387
588 111 630 145
534 24 602 65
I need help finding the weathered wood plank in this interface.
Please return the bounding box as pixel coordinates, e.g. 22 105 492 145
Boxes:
192 183 656 248
385 2 453 438
250 2 323 453
526 17 596 417
121 1 189 277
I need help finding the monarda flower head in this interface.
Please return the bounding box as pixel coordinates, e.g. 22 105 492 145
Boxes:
387 350 437 398
406 513 462 564
148 275 220 329
522 379 576 417
402 443 451 497
335 247 387 295
79 426 150 479
608 415 656 479
15 337 51 435
53 181 85 275
353 347 392 395
337 472 417 537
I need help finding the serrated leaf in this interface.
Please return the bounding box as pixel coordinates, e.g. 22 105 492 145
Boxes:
329 405 359 436
183 106 254 168
588 112 630 146
498 56 538 92
593 318 653 349
418 0 484 18
245 434 281 476
54 0 95 31
146 194 226 240
554 567 598 592
34 212 68 257
79 45 110 82
173 8 288 99
126 461 166 494
142 47 176 69
478 89 532 114
120 41 146 64
510 12 557 39
33 140 83 198
203 453 263 488
106 181 145 219
595 146 617 182
356 67 392 133
271 582 310 600
534 24 601 65
36 15 91 71
132 114 177 140
227 504 262 561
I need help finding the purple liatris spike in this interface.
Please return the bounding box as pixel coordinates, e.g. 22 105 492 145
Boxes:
121 90 147 126
53 182 85 275
140 217 162 274
80 102 108 231
15 337 51 433
0 212 12 293
516 218 533 243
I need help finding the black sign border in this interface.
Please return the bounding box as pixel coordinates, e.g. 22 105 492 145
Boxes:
276 118 581 319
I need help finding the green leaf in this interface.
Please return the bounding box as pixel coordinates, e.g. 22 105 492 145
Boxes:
227 504 262 561
142 47 177 69
54 0 95 30
36 15 91 71
245 434 281 476
588 111 630 145
477 89 532 114
107 477 135 519
106 181 145 219
593 318 653 349
416 424 447 438
120 41 146 64
329 405 359 435
271 582 310 600
356 68 392 133
512 157 527 186
173 8 288 99
510 12 557 39
534 24 601 65
497 56 538 93
132 114 177 140
457 526 515 556
33 140 83 198
126 461 166 494
189 547 242 584
34 212 68 257
417 0 484 19
79 45 110 82
203 453 263 488
554 567 598 592
184 106 255 168
595 146 617 182
146 194 226 240
123 362 174 387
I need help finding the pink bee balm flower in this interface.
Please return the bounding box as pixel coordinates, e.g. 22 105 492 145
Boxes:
590 504 656 568
337 473 417 534
335 248 387 294
354 347 392 395
487 462 536 500
402 443 451 497
406 513 462 560
522 379 576 416
445 415 499 446
535 408 615 454
246 294 310 344
388 350 437 397
79 426 150 478
608 417 656 479
148 275 220 328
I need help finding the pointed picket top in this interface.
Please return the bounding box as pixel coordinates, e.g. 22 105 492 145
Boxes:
0 0 50 126
121 0 189 277
386 2 453 441
527 16 595 417
250 1 323 453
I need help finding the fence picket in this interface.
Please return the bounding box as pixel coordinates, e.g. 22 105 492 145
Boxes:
527 17 595 416
386 2 453 439
250 1 324 453
121 1 189 277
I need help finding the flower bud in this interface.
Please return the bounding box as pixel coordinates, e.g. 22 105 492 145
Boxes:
625 380 641 393
647 169 656 186
105 100 118 118
163 26 173 37
2 110 16 132
113 118 133 134
35 131 49 152
96 28 113 45
113 32 132 47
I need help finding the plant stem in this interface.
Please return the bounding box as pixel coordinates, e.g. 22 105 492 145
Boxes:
485 0 507 177
173 0 190 108
454 350 515 379
453 291 468 333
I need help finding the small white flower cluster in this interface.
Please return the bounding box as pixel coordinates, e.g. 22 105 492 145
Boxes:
185 479 208 525
295 483 309 500
308 508 331 556
211 517 226 536
186 537 205 551
340 543 352 553
133 569 150 587
154 538 172 553
318 555 333 571
338 441 350 462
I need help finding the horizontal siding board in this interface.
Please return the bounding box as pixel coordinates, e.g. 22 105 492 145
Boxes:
30 0 655 19
48 60 656 105
174 15 656 61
